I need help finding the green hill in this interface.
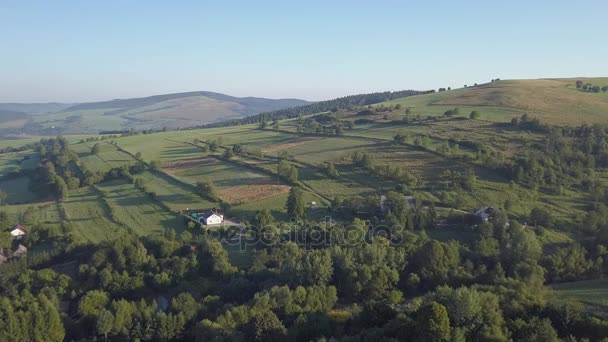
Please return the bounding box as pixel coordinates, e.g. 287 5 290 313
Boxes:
380 77 608 125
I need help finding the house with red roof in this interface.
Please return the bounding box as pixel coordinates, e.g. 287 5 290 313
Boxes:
9 224 27 238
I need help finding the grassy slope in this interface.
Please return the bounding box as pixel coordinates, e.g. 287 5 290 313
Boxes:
135 171 216 211
552 279 608 308
96 179 179 236
1 77 605 249
380 78 608 125
60 186 124 243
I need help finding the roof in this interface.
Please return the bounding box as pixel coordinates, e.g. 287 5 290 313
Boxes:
10 224 27 234
199 210 222 220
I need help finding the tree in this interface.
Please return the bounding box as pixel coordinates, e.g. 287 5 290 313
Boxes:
78 290 109 318
91 143 102 155
511 317 558 342
52 175 68 200
322 161 339 177
195 180 218 201
0 191 7 206
149 160 162 171
529 207 554 227
286 187 305 220
277 160 298 184
223 148 234 159
416 302 450 342
96 309 114 342
576 80 583 89
602 85 608 92
469 110 480 120
253 209 275 228
171 292 200 321
39 294 65 342
384 191 412 229
259 119 268 129
246 309 286 342
272 120 280 130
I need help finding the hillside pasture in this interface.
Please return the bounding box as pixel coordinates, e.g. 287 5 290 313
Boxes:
79 149 136 173
379 78 608 125
135 171 217 211
0 151 39 176
164 156 288 205
0 201 62 230
266 136 381 165
60 186 124 243
96 179 179 236
0 176 38 204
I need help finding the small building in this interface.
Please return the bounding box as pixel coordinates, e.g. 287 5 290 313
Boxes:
9 224 27 238
198 210 224 225
474 206 498 222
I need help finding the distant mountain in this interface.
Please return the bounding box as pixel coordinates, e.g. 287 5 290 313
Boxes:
0 92 309 134
0 103 73 115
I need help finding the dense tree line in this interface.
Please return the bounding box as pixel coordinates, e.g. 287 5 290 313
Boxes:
575 80 608 93
201 90 431 128
2 207 608 340
29 138 147 200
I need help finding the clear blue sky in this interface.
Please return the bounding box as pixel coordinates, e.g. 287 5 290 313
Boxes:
1 0 606 103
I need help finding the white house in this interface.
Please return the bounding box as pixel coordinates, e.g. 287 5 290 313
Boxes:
198 211 224 225
10 224 27 238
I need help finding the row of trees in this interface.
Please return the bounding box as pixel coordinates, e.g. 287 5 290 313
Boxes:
575 80 608 93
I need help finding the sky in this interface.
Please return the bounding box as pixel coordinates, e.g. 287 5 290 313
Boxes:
1 0 607 103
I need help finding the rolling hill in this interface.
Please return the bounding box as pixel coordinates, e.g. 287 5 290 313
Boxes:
379 77 608 125
0 92 309 134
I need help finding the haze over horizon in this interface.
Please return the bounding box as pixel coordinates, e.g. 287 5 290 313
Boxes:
1 0 606 103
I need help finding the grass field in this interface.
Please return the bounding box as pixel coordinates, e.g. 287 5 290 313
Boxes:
60 186 124 243
553 279 608 309
265 136 380 165
96 179 179 236
0 201 62 230
79 148 136 173
0 176 38 204
136 171 217 211
0 151 40 176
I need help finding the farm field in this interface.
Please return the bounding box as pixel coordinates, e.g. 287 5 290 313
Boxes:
164 156 289 205
135 170 217 211
79 148 136 173
553 279 608 309
0 151 40 176
265 136 381 165
0 201 62 230
0 176 38 204
60 186 124 243
96 179 179 236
